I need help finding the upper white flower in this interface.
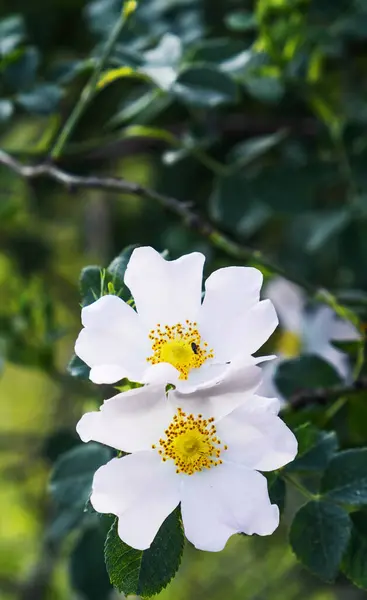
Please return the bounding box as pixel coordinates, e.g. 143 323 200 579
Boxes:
77 370 297 552
75 246 278 393
259 277 359 399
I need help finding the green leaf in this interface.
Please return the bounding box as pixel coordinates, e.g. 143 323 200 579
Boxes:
243 75 284 103
105 508 184 597
225 11 257 32
342 511 367 590
275 355 342 400
228 130 287 167
267 474 286 514
4 47 39 91
0 15 25 56
0 99 13 122
67 354 90 380
107 244 138 301
321 448 367 505
173 66 237 107
70 524 112 600
290 500 351 582
286 426 338 473
141 33 182 90
79 265 102 307
16 84 62 115
306 209 352 253
49 443 111 540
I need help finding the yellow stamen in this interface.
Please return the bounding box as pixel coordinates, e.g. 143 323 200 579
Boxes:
146 321 214 380
277 330 302 358
154 408 227 475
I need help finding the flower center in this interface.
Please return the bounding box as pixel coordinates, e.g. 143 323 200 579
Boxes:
146 321 214 380
152 408 227 475
277 330 302 358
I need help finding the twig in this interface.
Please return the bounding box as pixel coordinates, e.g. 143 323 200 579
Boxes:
0 149 316 293
289 376 367 410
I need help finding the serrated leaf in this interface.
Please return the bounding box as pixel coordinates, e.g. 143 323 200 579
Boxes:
286 426 338 473
173 66 237 107
67 354 90 380
49 443 111 540
290 500 351 582
321 448 367 505
70 525 112 600
275 355 342 400
342 511 367 590
105 509 184 597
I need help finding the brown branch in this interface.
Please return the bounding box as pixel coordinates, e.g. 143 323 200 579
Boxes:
289 376 367 410
0 149 316 293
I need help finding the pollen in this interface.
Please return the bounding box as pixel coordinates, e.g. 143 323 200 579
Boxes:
154 408 227 475
146 321 214 380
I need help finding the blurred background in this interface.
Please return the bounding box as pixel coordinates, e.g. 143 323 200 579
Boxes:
1 0 367 598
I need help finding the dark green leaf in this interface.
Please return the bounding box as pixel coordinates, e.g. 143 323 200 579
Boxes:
342 511 367 590
286 429 338 473
49 443 111 539
70 525 112 600
173 66 237 107
0 15 25 55
79 266 102 307
228 130 287 167
4 47 39 91
107 244 138 300
275 355 342 400
306 210 352 253
16 84 62 115
67 354 90 380
290 500 351 582
225 11 257 32
105 508 184 597
243 76 284 103
267 474 286 514
321 448 367 505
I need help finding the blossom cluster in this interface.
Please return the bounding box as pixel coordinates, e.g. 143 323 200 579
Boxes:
75 247 298 552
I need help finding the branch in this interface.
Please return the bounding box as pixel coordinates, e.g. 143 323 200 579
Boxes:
0 149 316 293
289 376 367 410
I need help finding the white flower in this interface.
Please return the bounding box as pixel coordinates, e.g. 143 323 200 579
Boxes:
75 247 277 393
259 277 359 399
76 370 297 552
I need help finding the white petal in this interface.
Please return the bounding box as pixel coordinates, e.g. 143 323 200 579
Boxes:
200 296 278 363
124 247 205 329
76 384 173 452
141 362 180 385
90 453 180 550
169 364 262 420
75 295 149 384
181 463 279 551
216 404 297 471
265 277 304 333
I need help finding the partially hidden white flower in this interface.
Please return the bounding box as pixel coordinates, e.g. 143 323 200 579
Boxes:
75 247 278 393
77 370 297 552
259 277 359 399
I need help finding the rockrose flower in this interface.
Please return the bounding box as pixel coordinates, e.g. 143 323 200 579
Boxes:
76 372 297 552
75 247 277 392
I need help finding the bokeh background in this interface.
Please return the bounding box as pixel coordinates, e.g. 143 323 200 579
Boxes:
1 0 367 598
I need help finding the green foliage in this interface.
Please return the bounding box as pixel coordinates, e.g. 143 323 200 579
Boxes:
321 449 367 504
290 501 352 582
49 443 112 540
275 356 342 400
105 509 184 597
342 511 367 590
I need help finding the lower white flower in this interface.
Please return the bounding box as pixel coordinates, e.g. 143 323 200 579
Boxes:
77 371 297 552
75 246 277 393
